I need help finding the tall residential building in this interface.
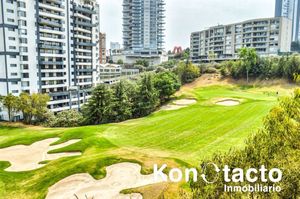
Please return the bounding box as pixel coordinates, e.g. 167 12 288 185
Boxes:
275 0 300 41
122 0 168 65
190 17 292 63
99 32 106 64
0 0 100 120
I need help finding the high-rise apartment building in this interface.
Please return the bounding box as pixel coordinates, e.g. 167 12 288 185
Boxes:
99 32 106 64
122 0 167 65
275 0 300 41
0 0 100 120
190 17 292 63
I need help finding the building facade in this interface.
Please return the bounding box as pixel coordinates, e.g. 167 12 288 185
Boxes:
275 0 300 41
99 32 106 64
122 0 167 64
98 64 139 84
190 17 292 63
0 0 100 120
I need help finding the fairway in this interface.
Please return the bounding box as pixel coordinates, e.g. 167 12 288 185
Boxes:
0 81 293 199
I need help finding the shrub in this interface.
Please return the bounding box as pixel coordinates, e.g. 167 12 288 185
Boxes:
52 109 83 127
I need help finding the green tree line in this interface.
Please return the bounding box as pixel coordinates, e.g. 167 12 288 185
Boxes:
220 48 300 82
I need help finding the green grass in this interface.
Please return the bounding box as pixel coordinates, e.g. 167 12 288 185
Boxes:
0 85 287 198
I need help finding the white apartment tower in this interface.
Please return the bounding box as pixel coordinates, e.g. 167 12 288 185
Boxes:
190 17 292 63
122 0 167 65
0 0 100 120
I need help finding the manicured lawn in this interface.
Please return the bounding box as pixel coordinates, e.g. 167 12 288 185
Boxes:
0 84 289 198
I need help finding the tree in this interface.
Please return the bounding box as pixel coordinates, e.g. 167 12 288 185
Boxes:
111 81 133 122
117 59 124 65
19 92 32 124
31 93 50 123
133 74 159 117
82 84 113 125
52 109 83 127
135 59 149 67
176 61 200 84
238 47 257 83
154 71 181 103
2 94 20 121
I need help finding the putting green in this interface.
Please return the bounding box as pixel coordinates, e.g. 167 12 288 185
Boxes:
0 84 291 199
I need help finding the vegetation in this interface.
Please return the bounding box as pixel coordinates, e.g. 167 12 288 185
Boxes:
220 48 300 82
238 47 257 82
190 89 300 198
153 71 181 103
117 59 124 65
82 72 180 125
135 59 150 67
2 94 19 122
176 61 200 84
82 84 114 125
0 82 294 198
47 109 84 128
1 93 49 123
132 74 159 117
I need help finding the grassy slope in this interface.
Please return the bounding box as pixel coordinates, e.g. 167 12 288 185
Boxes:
0 79 294 199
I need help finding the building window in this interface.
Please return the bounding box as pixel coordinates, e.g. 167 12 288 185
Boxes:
7 9 14 13
19 38 27 44
22 73 29 78
19 29 27 35
18 20 27 26
17 1 26 8
8 28 15 32
8 37 16 41
20 56 28 61
11 81 18 85
6 0 13 4
11 73 18 76
20 47 28 52
10 64 17 67
9 55 17 58
17 11 26 17
9 46 16 50
7 18 15 23
21 64 29 69
12 90 19 94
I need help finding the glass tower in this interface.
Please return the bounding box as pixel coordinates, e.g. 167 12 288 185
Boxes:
123 0 165 55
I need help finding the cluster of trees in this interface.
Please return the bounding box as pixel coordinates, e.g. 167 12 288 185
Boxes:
0 93 50 124
190 89 300 198
175 61 201 84
220 48 300 82
82 71 180 125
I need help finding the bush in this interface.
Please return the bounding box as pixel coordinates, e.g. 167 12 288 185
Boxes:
205 67 218 74
48 109 83 127
176 61 200 84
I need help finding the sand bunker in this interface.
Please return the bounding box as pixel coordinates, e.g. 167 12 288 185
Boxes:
216 99 240 106
0 138 81 171
46 162 166 199
161 99 197 111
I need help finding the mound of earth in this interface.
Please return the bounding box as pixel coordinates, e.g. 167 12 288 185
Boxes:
0 138 81 171
46 162 166 199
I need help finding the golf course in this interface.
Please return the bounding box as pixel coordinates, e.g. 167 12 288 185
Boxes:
0 75 296 198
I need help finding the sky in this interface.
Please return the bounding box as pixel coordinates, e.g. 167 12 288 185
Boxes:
99 0 275 51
